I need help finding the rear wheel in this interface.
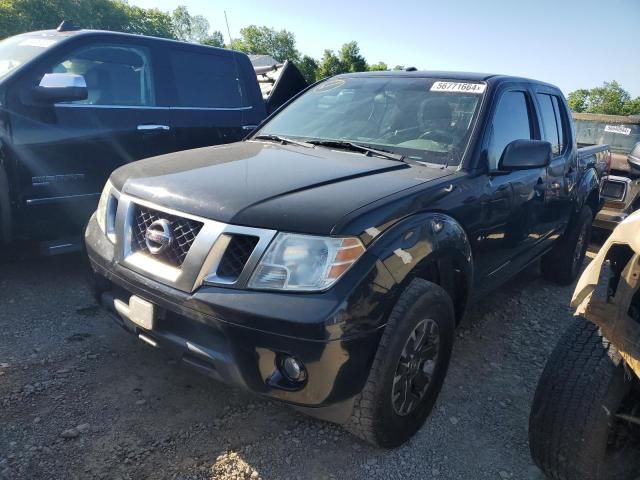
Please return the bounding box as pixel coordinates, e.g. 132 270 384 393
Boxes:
529 318 640 480
346 279 455 448
541 205 592 285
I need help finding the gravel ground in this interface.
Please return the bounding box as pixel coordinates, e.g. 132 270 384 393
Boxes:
0 248 600 480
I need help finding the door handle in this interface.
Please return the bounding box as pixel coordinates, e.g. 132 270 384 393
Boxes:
137 124 170 132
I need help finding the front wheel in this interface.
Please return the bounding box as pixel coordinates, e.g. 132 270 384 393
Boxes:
345 279 455 448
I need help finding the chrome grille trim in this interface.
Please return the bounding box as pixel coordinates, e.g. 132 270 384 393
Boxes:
112 193 276 293
131 205 204 267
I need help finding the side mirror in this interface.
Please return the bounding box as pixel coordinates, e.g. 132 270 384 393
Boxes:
499 139 552 171
32 73 88 103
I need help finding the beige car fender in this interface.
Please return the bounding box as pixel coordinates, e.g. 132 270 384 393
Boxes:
571 210 640 376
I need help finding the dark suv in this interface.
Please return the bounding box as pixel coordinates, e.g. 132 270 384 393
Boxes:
0 27 303 252
86 71 605 447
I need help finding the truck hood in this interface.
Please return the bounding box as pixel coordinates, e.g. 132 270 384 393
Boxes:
111 141 452 235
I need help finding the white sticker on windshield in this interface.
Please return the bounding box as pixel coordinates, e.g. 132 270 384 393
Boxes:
430 81 486 94
18 38 58 48
604 125 631 136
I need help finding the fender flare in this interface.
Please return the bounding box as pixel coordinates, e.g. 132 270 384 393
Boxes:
575 167 600 215
366 212 473 321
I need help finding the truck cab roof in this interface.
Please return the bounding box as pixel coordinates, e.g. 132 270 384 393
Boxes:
333 70 560 91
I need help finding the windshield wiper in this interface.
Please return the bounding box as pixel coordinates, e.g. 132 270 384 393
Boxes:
307 140 406 163
253 134 314 149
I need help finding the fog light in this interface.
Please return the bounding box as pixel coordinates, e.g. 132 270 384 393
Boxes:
281 355 306 382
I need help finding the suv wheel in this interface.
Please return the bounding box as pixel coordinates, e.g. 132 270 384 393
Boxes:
529 318 640 480
346 279 455 448
541 205 593 285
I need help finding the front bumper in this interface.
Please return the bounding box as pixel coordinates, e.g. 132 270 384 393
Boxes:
85 216 395 422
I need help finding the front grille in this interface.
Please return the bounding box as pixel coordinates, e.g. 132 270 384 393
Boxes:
132 205 204 267
216 235 259 280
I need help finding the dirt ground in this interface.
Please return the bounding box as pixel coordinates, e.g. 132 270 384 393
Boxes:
0 248 598 480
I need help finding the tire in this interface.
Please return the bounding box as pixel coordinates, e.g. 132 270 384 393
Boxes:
529 318 640 480
541 205 593 285
346 278 455 448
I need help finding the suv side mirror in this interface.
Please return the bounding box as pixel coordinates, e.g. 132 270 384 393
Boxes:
32 73 88 103
499 139 552 171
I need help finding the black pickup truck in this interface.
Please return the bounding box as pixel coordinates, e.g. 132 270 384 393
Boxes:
0 25 305 253
86 71 605 447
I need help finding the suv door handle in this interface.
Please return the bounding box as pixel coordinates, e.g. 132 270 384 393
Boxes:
137 124 170 132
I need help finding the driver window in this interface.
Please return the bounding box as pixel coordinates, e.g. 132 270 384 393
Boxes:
487 91 532 170
49 43 155 106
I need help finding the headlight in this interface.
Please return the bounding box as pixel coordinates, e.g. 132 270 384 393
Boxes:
95 180 117 242
248 233 365 291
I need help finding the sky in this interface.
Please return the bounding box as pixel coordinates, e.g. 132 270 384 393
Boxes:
130 0 640 97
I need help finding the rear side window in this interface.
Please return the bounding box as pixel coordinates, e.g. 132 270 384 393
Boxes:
488 91 532 169
536 93 566 156
169 49 243 108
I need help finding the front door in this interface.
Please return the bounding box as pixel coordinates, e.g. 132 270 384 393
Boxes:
473 88 547 289
7 38 174 238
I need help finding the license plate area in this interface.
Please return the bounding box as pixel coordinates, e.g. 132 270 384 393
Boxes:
114 295 155 330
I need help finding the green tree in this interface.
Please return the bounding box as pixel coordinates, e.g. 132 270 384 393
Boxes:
392 65 404 70
567 89 589 113
171 5 211 43
317 49 344 79
338 41 367 72
368 61 388 71
0 0 176 40
201 30 225 48
232 25 300 62
567 81 640 115
297 54 318 84
623 97 640 116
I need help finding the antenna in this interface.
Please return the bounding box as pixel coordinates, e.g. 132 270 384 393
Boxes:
224 11 233 45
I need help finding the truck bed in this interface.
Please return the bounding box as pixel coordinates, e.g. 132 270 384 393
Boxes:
577 143 611 177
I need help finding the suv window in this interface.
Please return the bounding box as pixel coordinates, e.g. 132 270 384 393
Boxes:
488 91 532 169
50 44 155 106
536 93 564 156
169 49 243 108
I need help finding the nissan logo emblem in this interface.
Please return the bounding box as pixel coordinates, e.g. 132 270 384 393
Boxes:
145 219 173 254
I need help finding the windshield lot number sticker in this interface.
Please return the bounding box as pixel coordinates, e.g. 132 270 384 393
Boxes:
431 81 486 94
604 125 631 136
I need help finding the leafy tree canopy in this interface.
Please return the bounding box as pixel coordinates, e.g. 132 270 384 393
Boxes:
230 25 300 63
368 62 388 71
568 81 640 116
0 1 224 45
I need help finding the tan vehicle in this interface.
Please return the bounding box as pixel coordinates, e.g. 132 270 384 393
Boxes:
574 113 640 231
528 210 640 479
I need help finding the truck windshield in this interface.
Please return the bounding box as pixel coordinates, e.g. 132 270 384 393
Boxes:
0 34 58 80
258 76 485 166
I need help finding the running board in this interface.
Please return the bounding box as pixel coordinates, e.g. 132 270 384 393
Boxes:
39 238 82 256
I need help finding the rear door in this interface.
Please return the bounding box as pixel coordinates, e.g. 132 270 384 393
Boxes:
7 35 173 235
533 90 574 238
162 45 266 152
